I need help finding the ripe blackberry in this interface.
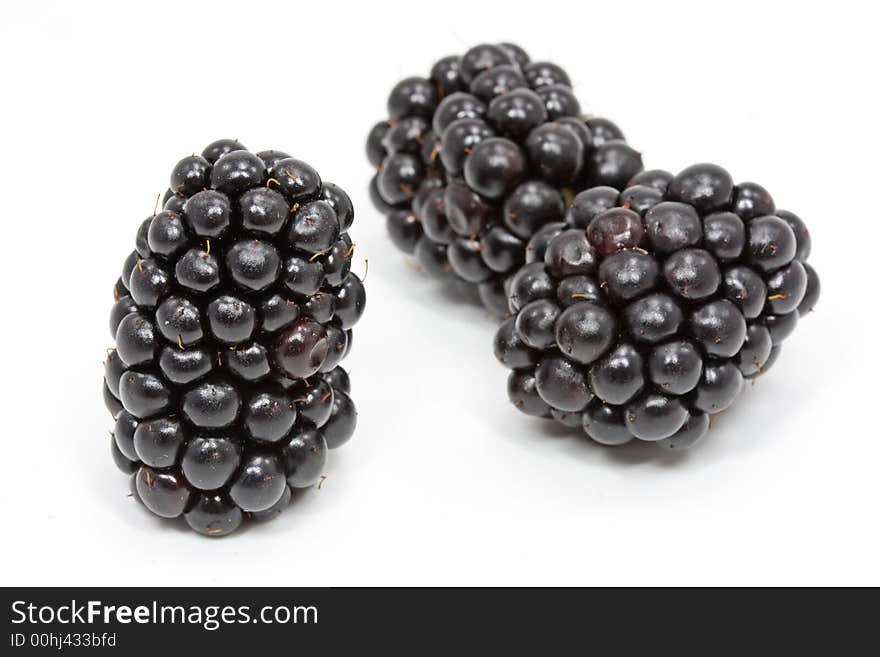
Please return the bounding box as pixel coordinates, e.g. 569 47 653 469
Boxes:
367 43 641 316
495 163 820 450
104 140 364 536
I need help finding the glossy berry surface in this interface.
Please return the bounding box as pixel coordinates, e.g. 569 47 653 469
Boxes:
105 140 363 536
495 162 820 451
368 43 641 316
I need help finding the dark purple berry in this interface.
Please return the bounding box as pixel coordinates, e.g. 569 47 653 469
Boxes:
430 55 466 98
386 210 422 254
182 435 242 490
598 250 659 302
645 202 702 253
515 299 561 350
182 379 241 429
723 265 767 319
536 84 581 119
184 494 243 537
583 400 632 446
776 210 812 261
624 392 688 441
508 262 555 312
271 317 329 379
798 262 821 314
656 411 709 450
184 190 232 238
622 294 684 344
459 44 515 84
588 343 644 405
586 207 644 255
377 153 424 206
535 355 591 412
567 187 619 229
210 150 266 195
444 177 499 236
387 76 437 120
627 169 672 192
503 180 565 239
322 391 358 449
732 181 775 220
283 425 327 486
487 88 548 141
586 141 644 190
524 122 584 184
507 370 551 418
663 248 721 300
523 61 571 89
544 229 598 277
555 302 617 364
765 260 808 314
736 323 773 377
703 211 746 261
201 139 246 164
135 467 191 518
229 452 287 513
689 299 747 358
470 65 527 102
109 145 360 535
585 118 626 147
747 215 797 272
464 137 527 200
668 163 734 214
648 340 703 395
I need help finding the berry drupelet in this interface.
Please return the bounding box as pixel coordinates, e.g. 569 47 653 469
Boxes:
105 140 364 536
368 43 642 316
495 163 820 450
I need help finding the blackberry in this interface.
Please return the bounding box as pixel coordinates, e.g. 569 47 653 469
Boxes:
495 163 820 450
367 43 641 316
104 140 364 536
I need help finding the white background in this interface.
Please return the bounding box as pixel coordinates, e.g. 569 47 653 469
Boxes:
1 0 878 586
